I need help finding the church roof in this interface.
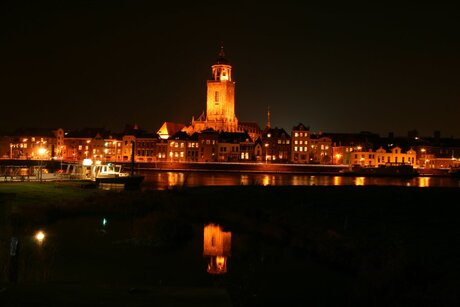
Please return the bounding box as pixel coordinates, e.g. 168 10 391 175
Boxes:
262 127 290 138
292 123 310 131
157 122 185 139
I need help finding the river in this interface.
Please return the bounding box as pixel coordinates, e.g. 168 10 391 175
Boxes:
140 171 460 189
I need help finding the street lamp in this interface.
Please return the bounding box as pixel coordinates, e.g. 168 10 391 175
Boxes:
335 153 342 165
37 148 47 182
420 148 426 167
34 230 46 246
264 143 269 164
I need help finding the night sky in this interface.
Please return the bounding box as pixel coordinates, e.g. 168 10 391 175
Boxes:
1 1 459 137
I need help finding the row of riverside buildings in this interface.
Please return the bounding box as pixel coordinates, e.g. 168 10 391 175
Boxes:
1 125 460 169
2 47 460 169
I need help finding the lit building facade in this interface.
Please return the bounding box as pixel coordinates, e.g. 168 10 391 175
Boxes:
291 123 311 163
198 129 219 162
260 127 291 163
350 146 417 166
291 123 332 164
8 128 63 160
217 132 252 162
309 135 333 164
167 131 199 162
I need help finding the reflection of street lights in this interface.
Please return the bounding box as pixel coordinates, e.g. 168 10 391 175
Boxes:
37 148 47 182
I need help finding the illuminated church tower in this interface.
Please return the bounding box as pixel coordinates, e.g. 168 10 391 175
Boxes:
205 46 238 131
187 46 239 133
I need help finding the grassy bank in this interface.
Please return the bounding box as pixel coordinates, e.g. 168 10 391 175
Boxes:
1 183 460 306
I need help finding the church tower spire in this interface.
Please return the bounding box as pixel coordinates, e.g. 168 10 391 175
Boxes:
212 45 232 81
266 106 271 129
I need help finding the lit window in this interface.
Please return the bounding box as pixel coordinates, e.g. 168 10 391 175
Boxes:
278 140 281 144
300 133 303 137
286 140 290 144
300 141 303 145
299 147 303 152
295 140 298 145
294 133 299 137
294 146 298 152
78 145 82 150
304 147 307 151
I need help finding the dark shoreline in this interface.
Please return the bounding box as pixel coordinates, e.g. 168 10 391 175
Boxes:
1 184 460 306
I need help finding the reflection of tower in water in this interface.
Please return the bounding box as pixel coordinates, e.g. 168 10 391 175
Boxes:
203 224 231 274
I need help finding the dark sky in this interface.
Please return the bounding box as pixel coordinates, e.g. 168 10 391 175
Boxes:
1 1 459 137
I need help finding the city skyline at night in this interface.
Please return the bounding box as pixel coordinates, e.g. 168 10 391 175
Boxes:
2 1 459 137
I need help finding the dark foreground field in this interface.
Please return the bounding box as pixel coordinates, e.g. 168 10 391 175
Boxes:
0 183 459 306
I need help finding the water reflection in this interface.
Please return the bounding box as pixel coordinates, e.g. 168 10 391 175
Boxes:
418 177 430 188
354 177 365 186
98 183 125 191
203 224 231 274
333 176 342 186
141 171 460 189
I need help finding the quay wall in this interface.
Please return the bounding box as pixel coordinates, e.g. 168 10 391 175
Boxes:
0 159 348 175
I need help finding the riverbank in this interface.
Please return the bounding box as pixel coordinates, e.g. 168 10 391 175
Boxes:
0 159 348 175
1 159 455 179
1 184 460 306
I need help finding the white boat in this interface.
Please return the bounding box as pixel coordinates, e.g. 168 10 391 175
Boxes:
82 160 144 187
91 163 129 179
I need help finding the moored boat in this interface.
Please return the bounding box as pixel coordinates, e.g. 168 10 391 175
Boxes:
82 160 144 187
